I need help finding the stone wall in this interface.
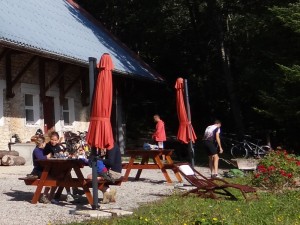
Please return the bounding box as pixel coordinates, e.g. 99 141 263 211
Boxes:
0 47 90 149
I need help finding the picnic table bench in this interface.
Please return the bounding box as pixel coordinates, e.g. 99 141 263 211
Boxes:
122 149 182 183
19 158 122 205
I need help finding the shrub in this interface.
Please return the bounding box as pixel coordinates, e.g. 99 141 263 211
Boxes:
252 150 300 191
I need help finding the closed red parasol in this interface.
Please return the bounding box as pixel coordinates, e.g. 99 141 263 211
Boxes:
86 53 114 149
175 77 197 144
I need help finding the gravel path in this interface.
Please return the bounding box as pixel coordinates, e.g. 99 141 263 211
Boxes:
0 165 212 225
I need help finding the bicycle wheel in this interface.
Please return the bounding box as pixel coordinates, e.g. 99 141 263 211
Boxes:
231 144 248 159
257 145 271 158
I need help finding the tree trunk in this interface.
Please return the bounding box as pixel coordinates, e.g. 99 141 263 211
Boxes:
207 0 245 135
1 155 25 166
219 40 245 134
0 150 19 159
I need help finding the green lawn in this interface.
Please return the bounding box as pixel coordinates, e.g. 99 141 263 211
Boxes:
64 187 300 225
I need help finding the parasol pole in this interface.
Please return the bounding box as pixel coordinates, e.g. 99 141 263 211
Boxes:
88 57 99 209
184 79 195 167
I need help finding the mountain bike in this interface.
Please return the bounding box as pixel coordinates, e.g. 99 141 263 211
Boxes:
60 131 90 156
230 135 271 158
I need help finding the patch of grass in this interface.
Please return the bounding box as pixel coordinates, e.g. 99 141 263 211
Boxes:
63 187 300 225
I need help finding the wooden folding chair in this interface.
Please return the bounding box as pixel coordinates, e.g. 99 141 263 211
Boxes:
175 163 258 200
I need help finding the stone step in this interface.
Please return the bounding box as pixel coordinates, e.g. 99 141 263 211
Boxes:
71 208 133 218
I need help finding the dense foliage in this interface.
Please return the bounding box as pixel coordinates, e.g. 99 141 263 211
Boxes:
76 0 300 151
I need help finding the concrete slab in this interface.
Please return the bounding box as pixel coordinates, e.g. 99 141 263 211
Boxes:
102 209 133 216
10 143 35 165
236 158 258 170
71 209 112 218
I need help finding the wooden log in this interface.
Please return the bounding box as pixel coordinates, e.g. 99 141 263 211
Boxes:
1 155 25 166
13 156 26 166
0 150 19 159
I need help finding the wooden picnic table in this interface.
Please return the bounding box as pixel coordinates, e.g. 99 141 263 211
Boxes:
122 149 182 183
20 159 95 204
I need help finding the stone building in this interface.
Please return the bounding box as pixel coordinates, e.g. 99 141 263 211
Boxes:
0 0 163 150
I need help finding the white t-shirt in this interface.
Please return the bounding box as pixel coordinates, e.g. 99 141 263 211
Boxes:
203 125 220 141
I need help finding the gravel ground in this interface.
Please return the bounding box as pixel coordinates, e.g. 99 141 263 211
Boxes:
0 164 212 225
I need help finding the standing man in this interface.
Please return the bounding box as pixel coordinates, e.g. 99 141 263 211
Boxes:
152 114 166 152
203 120 223 178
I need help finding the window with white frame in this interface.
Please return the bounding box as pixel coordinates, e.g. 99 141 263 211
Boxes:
62 98 74 126
21 83 40 126
25 94 34 123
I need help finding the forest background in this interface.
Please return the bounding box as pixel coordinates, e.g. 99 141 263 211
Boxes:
76 0 300 152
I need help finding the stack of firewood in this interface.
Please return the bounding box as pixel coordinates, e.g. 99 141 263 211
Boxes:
0 150 25 166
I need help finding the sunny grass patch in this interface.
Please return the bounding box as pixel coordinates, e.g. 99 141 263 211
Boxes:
64 186 300 225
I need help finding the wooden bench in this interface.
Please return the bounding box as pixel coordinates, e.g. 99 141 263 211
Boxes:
21 159 123 205
122 149 182 183
19 177 122 189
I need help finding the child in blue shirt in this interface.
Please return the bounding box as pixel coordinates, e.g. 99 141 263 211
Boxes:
27 136 51 204
81 157 114 182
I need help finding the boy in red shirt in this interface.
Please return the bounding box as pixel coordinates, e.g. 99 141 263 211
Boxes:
152 115 167 159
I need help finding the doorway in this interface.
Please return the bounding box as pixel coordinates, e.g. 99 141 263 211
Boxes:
43 96 55 134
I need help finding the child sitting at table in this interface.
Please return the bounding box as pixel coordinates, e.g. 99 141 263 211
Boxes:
81 156 114 183
85 146 121 204
26 136 51 204
43 131 74 203
76 146 87 159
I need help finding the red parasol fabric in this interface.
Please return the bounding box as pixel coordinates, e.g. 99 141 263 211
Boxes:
175 77 197 144
86 53 114 149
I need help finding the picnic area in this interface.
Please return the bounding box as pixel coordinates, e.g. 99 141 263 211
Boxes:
1 0 300 224
1 152 300 225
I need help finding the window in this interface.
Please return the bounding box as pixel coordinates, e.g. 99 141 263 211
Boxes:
25 94 34 122
63 98 70 125
21 83 40 126
62 98 74 126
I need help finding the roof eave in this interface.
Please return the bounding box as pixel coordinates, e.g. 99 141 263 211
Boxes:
0 39 165 83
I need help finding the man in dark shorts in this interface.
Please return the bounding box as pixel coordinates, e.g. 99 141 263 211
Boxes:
203 120 223 178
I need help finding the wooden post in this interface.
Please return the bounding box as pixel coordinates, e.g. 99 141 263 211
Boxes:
184 79 195 167
88 57 99 210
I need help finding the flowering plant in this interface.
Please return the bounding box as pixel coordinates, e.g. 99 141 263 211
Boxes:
252 150 300 191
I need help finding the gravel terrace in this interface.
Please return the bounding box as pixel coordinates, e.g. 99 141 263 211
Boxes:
0 165 212 225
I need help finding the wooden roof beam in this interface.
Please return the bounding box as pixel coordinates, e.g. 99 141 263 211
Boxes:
63 73 82 97
6 51 14 98
0 48 9 61
45 63 66 92
39 58 46 102
11 55 37 87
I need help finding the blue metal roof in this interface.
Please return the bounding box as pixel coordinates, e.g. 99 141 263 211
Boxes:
0 0 163 82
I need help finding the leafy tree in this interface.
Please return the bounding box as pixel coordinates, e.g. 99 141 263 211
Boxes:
75 0 300 150
254 2 300 150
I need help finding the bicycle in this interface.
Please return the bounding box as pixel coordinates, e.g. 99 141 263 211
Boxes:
60 131 90 157
230 135 271 159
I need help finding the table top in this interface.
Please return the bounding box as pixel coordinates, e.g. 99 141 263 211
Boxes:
36 158 85 167
125 149 173 154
